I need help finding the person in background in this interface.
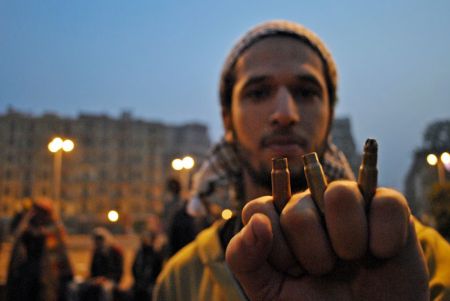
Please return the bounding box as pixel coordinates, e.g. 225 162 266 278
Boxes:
6 198 73 301
153 20 450 300
162 177 183 232
163 177 199 256
71 227 123 301
89 227 123 300
143 213 168 258
131 230 163 301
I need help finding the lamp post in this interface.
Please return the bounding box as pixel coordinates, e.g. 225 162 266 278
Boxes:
48 137 74 213
171 156 195 198
107 210 119 223
426 152 450 185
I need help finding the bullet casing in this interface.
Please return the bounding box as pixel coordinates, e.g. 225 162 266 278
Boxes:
303 153 328 214
358 165 377 201
271 157 291 213
358 139 378 207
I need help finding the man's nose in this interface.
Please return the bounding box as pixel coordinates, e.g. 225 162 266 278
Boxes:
269 87 300 127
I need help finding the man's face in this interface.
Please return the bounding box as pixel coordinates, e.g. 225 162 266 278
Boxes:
224 36 331 190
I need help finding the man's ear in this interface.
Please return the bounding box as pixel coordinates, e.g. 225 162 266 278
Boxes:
221 107 234 142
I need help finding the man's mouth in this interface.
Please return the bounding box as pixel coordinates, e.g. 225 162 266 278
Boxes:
261 135 308 156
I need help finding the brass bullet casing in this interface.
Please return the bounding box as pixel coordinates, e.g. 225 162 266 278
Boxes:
358 138 378 208
303 152 328 214
271 157 292 213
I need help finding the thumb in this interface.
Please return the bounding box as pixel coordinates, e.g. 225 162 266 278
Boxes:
226 213 280 299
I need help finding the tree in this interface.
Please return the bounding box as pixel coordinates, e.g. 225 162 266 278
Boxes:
429 183 450 240
424 120 450 150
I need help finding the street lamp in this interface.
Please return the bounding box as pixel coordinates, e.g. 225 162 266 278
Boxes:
171 156 195 197
426 152 449 185
221 209 233 220
171 156 195 172
48 137 74 212
107 210 119 223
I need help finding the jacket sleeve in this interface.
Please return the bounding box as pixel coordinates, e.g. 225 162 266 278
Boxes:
415 219 450 300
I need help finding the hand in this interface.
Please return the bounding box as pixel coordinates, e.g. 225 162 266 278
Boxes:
226 180 429 300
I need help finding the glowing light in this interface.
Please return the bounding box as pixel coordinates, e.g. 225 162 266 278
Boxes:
172 159 184 171
48 137 74 153
427 154 438 166
48 137 63 153
172 156 195 170
441 152 450 165
221 209 233 220
62 139 74 152
182 156 195 170
107 210 119 222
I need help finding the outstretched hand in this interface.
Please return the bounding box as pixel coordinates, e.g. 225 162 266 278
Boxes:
226 180 429 300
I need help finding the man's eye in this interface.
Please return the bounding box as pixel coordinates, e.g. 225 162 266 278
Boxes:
294 88 321 101
244 87 271 101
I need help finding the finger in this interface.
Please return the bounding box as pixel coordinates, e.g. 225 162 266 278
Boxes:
354 217 429 300
281 191 336 275
242 197 304 276
369 188 410 258
226 213 282 300
324 181 368 260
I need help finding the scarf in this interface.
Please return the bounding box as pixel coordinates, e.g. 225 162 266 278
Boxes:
187 138 355 217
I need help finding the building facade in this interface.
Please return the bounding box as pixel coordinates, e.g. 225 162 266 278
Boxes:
0 109 211 228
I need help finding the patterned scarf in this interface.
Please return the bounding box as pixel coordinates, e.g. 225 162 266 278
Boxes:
187 138 355 217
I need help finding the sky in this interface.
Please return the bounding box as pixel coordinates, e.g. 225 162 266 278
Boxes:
1 0 449 192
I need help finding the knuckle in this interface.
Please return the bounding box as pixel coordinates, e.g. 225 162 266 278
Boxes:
370 188 410 258
242 196 273 225
373 188 410 216
325 181 361 212
325 181 359 201
281 202 317 232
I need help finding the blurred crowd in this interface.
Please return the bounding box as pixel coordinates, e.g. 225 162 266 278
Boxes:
1 177 213 301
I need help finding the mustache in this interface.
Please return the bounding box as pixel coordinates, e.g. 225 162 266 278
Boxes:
260 129 309 148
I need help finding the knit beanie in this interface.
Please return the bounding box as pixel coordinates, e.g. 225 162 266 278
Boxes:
219 20 338 109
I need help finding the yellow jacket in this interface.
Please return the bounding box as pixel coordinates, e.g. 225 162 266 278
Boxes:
415 219 450 300
154 219 450 301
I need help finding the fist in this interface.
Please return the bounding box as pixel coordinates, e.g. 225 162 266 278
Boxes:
226 181 429 300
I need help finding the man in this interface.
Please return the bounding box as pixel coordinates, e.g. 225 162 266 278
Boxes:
69 227 123 301
132 231 163 301
89 227 124 285
6 199 73 301
163 177 200 256
154 20 450 300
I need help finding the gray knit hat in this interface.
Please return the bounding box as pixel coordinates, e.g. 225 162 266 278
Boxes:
220 20 338 109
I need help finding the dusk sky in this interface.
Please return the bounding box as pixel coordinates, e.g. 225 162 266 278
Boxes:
1 0 449 192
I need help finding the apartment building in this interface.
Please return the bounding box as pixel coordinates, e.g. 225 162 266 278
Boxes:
0 109 211 224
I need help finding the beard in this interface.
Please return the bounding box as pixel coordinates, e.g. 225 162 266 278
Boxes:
234 141 309 194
